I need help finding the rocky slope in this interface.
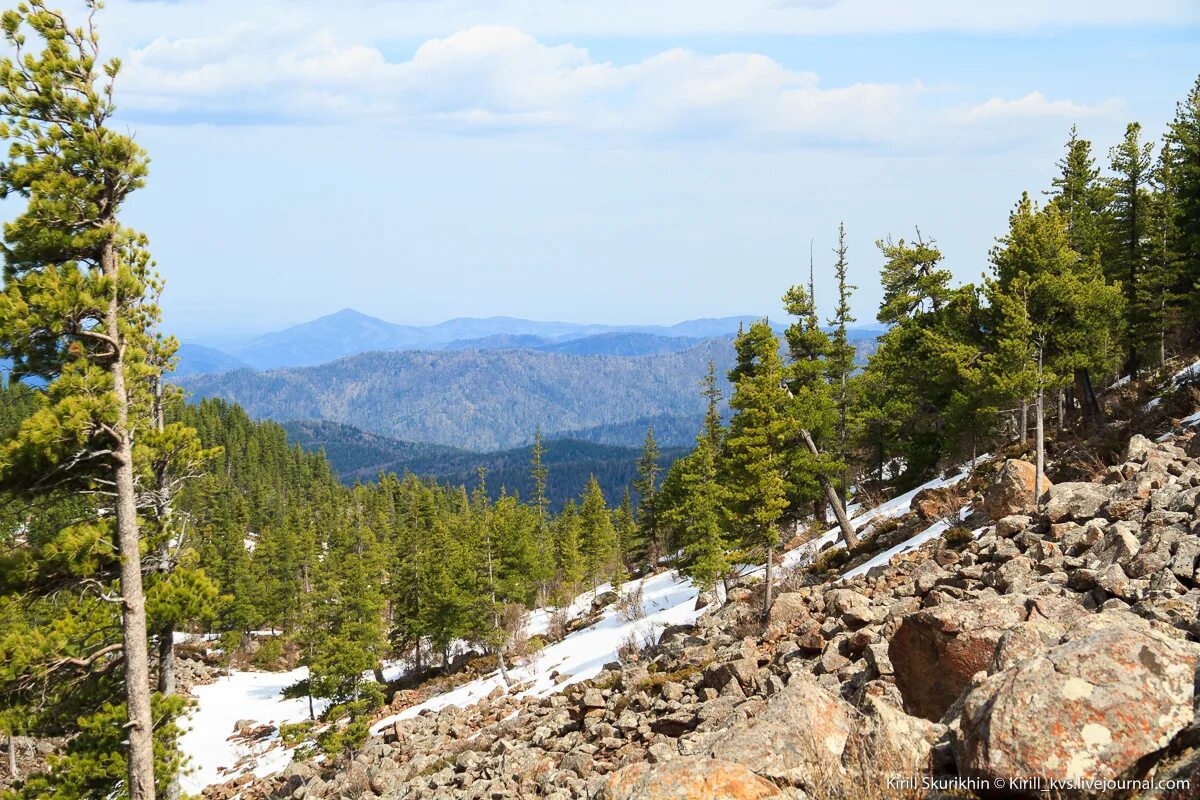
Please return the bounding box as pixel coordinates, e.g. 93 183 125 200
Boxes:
209 424 1200 800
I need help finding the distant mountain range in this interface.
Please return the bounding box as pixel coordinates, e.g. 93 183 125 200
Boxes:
178 309 886 374
179 339 739 451
282 419 687 509
174 309 884 451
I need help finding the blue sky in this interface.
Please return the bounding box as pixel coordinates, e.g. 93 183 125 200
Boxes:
46 0 1200 338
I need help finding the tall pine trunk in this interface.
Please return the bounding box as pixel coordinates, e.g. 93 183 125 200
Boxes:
1020 398 1028 444
1035 352 1046 512
105 239 157 800
762 537 774 619
799 429 858 548
7 733 16 779
1073 368 1103 430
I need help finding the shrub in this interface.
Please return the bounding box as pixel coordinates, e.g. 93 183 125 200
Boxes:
941 526 975 548
808 546 850 575
279 721 316 748
615 583 646 623
547 608 570 642
251 636 285 670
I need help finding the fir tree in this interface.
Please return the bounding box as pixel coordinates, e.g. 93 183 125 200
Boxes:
579 475 616 591
724 322 791 617
632 427 661 564
670 364 730 594
1162 76 1200 336
1108 122 1156 376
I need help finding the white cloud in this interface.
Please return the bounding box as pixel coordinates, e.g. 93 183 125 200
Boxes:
953 91 1124 123
106 0 1200 40
117 22 1121 150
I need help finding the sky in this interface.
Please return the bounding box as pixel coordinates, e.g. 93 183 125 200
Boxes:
17 0 1200 338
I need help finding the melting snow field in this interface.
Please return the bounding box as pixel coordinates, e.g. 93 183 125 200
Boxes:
371 569 702 733
180 466 979 792
179 667 328 795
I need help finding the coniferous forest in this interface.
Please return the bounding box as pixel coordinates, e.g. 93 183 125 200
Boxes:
0 3 1199 800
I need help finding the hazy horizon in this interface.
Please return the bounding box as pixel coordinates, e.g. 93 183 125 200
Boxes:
2 1 1196 339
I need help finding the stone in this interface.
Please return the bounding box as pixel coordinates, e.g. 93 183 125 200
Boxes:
710 674 853 786
860 695 945 773
1045 481 1111 523
1083 527 1140 570
1125 433 1157 462
995 515 1031 537
888 594 1087 721
983 460 1051 520
889 598 1024 721
911 485 961 521
953 615 1200 792
766 592 810 633
602 758 783 800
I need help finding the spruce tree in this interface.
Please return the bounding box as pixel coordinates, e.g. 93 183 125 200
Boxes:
527 429 554 601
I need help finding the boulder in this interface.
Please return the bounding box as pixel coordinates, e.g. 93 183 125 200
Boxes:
953 614 1200 793
911 485 961 521
602 758 783 799
1125 433 1157 462
767 592 810 633
1045 482 1112 523
983 460 1051 520
860 695 945 773
710 674 853 786
888 595 1087 721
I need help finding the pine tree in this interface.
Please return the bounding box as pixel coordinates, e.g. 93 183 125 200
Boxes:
827 222 857 505
781 274 857 548
988 194 1125 472
0 5 200 796
1046 128 1113 424
858 232 986 486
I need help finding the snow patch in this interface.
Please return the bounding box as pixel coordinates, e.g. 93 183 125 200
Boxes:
179 668 327 795
371 570 701 734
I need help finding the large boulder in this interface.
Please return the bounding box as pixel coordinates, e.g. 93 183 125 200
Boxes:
710 674 853 787
889 595 1087 721
767 592 810 634
953 614 1199 793
911 485 961 521
602 758 784 799
860 695 945 773
983 460 1051 520
1045 481 1112 523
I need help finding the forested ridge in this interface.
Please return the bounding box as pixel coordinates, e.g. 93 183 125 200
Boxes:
178 338 739 451
282 418 686 510
0 3 1197 799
